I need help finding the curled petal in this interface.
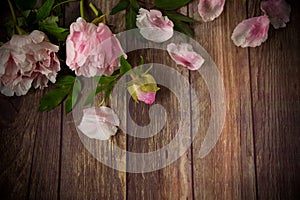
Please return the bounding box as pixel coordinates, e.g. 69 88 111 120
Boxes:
136 8 174 43
261 0 291 29
167 43 205 70
198 0 226 22
77 106 120 140
231 15 270 48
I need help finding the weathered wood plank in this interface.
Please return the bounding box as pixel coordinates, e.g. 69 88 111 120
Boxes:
248 0 300 199
59 1 126 199
126 49 193 199
27 104 61 199
126 6 193 199
0 91 43 200
189 0 257 199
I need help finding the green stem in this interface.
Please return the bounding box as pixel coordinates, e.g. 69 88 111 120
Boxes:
7 0 17 25
52 0 78 11
80 0 84 18
89 2 98 16
8 0 23 35
143 65 153 75
97 98 105 107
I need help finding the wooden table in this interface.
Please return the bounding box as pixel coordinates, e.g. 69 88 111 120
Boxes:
0 0 299 199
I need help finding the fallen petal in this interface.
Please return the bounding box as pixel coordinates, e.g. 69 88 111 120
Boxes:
167 43 205 70
136 8 174 43
231 15 270 48
77 106 120 140
198 0 226 22
261 0 291 29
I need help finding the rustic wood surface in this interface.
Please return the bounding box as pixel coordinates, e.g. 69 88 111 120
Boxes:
0 0 299 199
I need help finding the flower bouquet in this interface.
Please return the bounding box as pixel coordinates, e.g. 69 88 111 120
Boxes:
0 0 291 140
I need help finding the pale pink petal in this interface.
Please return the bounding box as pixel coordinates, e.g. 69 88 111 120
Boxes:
137 91 156 105
231 15 270 48
66 18 126 77
261 0 291 29
77 106 120 140
0 30 60 96
167 43 205 70
136 8 174 43
198 0 225 22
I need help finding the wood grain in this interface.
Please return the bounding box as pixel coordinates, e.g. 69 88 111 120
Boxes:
248 0 300 199
26 102 61 199
189 0 257 199
126 50 193 199
0 0 299 199
59 1 126 199
0 91 44 199
125 5 193 199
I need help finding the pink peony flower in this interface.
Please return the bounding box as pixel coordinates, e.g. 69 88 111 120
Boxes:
77 106 120 140
261 0 291 29
231 15 270 48
198 0 226 22
0 30 60 96
136 8 174 43
66 17 127 77
167 43 205 70
127 73 159 105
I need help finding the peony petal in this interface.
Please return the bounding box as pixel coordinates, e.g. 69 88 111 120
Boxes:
77 106 119 140
136 8 174 43
261 0 291 29
29 30 46 44
66 18 126 77
198 0 226 22
167 43 205 70
231 15 270 48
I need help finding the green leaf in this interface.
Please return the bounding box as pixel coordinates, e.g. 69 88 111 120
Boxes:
97 8 103 17
5 20 15 38
36 0 55 22
65 93 73 113
173 19 194 37
154 0 191 10
21 10 31 18
17 17 27 27
126 7 137 30
165 11 198 23
39 23 69 41
103 85 114 101
129 0 139 12
110 0 129 15
38 75 81 112
14 0 37 11
38 86 70 111
56 75 75 86
65 79 81 113
40 15 58 25
42 25 68 41
120 55 132 74
26 11 36 24
98 76 116 84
